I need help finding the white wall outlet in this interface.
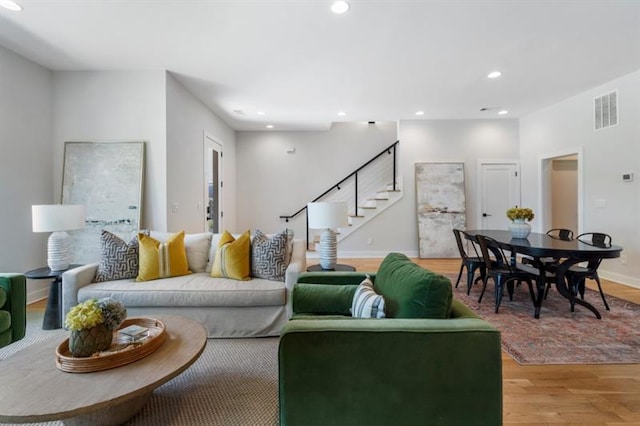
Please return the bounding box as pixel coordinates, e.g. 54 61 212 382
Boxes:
594 199 606 208
620 255 628 265
367 237 374 245
171 202 179 213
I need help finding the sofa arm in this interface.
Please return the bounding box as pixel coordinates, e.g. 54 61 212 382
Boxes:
279 317 502 426
61 263 99 322
0 274 26 344
284 239 307 318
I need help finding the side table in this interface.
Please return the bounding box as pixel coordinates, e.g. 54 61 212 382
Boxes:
307 264 356 272
24 265 81 330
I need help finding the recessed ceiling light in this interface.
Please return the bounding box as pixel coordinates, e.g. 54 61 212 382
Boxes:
257 111 265 116
415 111 425 116
0 0 22 11
266 124 274 129
337 111 346 116
331 1 350 14
487 71 502 79
498 110 508 115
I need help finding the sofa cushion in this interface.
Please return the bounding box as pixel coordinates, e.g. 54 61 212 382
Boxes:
351 276 386 318
211 230 251 281
150 231 212 273
0 310 10 335
374 252 452 319
251 229 288 281
78 273 285 308
293 283 356 315
94 230 140 282
0 287 6 309
136 231 191 281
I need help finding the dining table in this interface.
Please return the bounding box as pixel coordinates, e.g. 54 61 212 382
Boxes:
465 230 623 319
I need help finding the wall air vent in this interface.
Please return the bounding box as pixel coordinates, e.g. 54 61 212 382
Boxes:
594 90 618 130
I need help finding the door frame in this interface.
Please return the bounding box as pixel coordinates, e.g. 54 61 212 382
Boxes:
538 146 583 235
476 159 521 228
203 132 224 233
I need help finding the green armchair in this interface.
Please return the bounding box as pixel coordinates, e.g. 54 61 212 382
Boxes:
279 254 502 426
0 274 27 348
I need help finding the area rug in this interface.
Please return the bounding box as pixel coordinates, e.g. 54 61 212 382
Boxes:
451 274 640 365
0 312 279 426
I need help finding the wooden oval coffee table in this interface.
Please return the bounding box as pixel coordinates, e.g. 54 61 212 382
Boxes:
0 315 206 425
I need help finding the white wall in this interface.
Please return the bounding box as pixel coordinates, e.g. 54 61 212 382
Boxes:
53 71 168 232
0 45 53 301
165 73 237 233
520 70 640 286
236 122 397 239
236 120 519 257
390 119 520 256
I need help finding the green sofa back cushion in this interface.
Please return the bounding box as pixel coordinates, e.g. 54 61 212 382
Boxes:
375 252 452 319
0 287 6 309
293 283 357 316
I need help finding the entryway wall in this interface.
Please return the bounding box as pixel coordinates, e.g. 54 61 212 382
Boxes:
538 148 582 235
550 155 578 233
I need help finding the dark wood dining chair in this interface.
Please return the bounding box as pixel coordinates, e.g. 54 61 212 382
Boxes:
546 228 574 241
522 228 574 268
475 234 536 313
566 232 611 311
452 229 485 295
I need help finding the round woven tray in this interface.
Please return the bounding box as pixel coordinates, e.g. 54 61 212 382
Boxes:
55 317 167 373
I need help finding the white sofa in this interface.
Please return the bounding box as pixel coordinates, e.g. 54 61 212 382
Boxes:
61 233 306 338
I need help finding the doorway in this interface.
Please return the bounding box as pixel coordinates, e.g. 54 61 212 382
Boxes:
203 134 223 233
539 148 582 234
478 161 520 230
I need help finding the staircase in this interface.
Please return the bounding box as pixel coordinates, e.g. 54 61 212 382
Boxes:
279 141 403 251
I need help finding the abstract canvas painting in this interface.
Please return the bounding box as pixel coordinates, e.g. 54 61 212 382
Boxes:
415 162 466 258
62 142 145 264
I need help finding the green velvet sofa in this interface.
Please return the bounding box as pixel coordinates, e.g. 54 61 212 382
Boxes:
279 253 502 426
0 274 27 348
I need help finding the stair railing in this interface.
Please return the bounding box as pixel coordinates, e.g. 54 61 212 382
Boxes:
279 140 399 248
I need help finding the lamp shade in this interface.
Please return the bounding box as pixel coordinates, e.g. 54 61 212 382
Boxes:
32 204 86 232
307 202 348 229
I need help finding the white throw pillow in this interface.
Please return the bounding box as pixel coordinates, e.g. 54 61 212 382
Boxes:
351 276 386 318
150 231 212 273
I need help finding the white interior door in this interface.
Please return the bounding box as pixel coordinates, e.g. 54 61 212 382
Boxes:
204 135 223 233
479 162 520 229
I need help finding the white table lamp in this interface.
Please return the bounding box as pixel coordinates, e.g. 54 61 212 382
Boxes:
308 201 348 270
32 204 85 271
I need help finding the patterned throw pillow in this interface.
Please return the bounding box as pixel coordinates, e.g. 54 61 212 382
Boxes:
136 231 191 281
351 276 386 318
211 230 251 281
251 229 288 281
94 230 141 282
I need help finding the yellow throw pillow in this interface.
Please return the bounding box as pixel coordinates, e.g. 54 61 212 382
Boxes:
211 230 251 280
136 231 191 281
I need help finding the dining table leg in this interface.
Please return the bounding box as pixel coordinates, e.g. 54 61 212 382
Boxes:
553 257 602 319
532 260 548 319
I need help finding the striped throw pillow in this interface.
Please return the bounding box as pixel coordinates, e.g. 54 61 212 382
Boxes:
136 231 191 281
351 276 386 318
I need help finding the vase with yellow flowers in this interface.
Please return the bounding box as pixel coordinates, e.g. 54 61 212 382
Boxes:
506 206 534 238
65 298 127 357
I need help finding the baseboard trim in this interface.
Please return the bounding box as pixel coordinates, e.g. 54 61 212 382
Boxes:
307 250 420 259
27 288 48 305
599 270 640 289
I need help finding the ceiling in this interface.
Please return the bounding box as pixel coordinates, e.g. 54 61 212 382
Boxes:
1 1 638 131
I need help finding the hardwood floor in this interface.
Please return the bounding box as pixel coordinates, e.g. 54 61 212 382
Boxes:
28 258 640 425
